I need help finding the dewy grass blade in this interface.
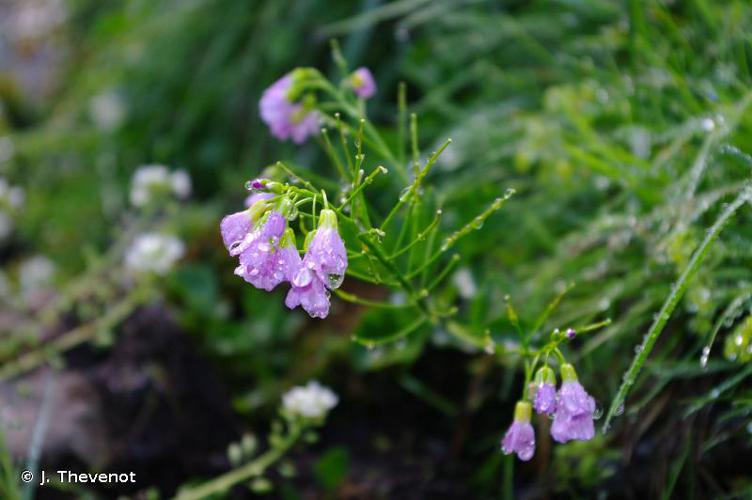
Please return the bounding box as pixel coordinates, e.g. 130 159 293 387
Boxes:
603 183 752 432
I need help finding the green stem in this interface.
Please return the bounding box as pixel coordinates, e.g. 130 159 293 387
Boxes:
357 234 431 318
0 285 151 381
338 166 387 208
174 423 302 500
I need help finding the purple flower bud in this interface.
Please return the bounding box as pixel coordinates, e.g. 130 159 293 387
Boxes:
247 179 266 191
566 328 576 340
551 364 596 443
260 74 319 144
501 401 535 461
351 67 377 99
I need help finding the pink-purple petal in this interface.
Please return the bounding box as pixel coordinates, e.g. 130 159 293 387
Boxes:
501 420 536 461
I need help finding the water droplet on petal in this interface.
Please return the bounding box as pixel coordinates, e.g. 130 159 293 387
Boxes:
327 273 344 289
592 403 603 420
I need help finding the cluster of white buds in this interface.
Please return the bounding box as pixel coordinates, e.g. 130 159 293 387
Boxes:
281 381 338 420
130 165 191 208
124 233 185 276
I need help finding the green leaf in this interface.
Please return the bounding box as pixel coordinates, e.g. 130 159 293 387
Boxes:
312 447 349 492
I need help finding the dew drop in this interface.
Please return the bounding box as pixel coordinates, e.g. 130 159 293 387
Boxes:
700 346 711 368
327 273 344 289
593 404 604 420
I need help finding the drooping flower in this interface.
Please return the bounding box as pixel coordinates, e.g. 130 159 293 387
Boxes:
303 209 348 289
350 67 376 99
551 363 596 443
285 264 331 319
282 380 338 420
533 366 557 416
220 210 254 254
259 73 319 144
130 165 191 207
125 233 184 275
284 209 347 319
501 401 536 461
235 218 292 292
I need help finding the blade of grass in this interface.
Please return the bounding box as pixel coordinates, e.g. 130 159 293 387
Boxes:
603 183 752 432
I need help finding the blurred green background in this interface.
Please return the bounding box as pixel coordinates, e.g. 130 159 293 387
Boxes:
2 0 752 498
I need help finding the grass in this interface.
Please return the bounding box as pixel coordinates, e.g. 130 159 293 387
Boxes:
1 0 752 497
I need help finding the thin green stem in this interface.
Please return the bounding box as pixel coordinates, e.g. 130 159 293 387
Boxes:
603 183 752 432
174 422 303 500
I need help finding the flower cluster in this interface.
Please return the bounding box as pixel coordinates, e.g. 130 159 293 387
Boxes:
130 164 191 207
220 182 348 319
260 67 377 144
125 233 185 276
501 363 596 461
281 380 338 420
260 73 320 144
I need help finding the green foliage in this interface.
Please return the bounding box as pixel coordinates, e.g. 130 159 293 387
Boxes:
3 0 752 497
312 446 349 491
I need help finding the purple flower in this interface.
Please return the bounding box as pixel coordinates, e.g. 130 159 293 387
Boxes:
351 67 376 99
533 366 557 415
551 364 596 443
303 209 348 289
501 401 535 461
284 209 347 319
285 265 331 319
259 74 319 144
566 328 576 340
234 211 287 291
220 210 254 254
534 384 557 416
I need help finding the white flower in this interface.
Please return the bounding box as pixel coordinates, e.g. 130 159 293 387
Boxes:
18 255 55 294
125 233 184 275
282 381 338 420
0 178 24 209
89 91 125 131
130 165 191 207
0 137 14 164
170 169 192 199
452 267 477 299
